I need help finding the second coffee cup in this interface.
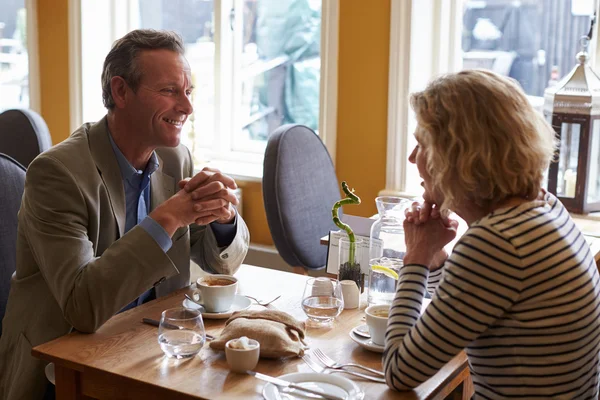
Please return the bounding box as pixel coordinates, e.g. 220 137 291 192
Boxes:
195 274 238 313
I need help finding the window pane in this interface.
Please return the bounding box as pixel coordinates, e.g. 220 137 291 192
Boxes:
461 0 594 97
557 122 580 198
231 0 321 153
137 0 216 156
0 1 28 111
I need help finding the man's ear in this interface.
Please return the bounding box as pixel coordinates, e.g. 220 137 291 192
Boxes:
110 76 129 109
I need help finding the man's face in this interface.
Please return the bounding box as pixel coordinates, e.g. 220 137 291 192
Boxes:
125 49 194 148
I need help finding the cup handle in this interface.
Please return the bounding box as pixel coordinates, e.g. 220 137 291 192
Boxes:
192 290 204 305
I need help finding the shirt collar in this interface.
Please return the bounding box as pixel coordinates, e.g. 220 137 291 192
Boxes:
107 130 159 182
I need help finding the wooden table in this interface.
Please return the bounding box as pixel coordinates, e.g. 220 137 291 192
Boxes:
32 265 471 400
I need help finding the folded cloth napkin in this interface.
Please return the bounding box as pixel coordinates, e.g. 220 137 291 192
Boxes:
209 309 306 358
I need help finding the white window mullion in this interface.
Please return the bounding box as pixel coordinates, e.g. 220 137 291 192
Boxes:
380 0 412 197
230 0 244 152
214 0 234 157
319 0 339 166
382 0 462 197
25 0 40 114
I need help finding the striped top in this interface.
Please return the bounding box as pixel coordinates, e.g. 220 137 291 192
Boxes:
384 192 600 399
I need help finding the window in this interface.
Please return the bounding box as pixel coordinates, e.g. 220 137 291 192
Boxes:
76 0 334 179
384 0 599 197
0 0 29 111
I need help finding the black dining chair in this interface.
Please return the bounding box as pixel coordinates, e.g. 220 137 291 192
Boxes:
262 124 341 273
0 108 52 168
0 153 26 337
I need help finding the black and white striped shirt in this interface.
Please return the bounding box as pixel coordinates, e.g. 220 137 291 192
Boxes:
384 193 600 399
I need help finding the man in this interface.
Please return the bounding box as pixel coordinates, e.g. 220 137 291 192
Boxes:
0 29 249 399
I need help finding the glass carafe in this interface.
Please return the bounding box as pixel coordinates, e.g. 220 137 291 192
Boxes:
368 196 411 305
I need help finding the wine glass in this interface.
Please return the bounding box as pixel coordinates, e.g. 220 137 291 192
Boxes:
301 277 344 326
158 307 206 359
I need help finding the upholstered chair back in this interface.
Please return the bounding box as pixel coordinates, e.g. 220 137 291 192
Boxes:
0 154 26 337
0 108 52 168
262 124 341 270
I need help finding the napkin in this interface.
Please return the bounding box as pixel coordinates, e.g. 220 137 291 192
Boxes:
209 310 306 358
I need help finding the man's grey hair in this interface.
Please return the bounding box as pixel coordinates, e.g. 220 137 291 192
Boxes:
101 29 185 109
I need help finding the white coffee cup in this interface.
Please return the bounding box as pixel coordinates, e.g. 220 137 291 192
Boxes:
340 280 360 309
195 274 238 313
365 304 390 346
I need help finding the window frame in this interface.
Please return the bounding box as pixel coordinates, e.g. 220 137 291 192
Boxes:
68 0 338 181
0 0 40 113
383 0 600 198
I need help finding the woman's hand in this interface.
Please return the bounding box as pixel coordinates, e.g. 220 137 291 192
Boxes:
403 201 458 268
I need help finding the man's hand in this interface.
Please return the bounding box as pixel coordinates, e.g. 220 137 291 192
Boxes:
148 167 239 236
179 167 238 225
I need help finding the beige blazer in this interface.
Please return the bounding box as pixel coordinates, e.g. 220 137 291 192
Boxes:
0 117 249 399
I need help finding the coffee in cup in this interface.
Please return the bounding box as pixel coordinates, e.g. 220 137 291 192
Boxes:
200 277 236 287
195 274 238 313
365 304 390 346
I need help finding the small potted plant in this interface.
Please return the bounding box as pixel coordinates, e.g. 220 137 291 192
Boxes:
332 181 363 291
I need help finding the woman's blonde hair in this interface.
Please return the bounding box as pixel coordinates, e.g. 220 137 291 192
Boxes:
410 69 557 211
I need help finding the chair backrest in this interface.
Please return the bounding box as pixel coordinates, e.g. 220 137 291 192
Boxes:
0 154 25 337
262 124 341 269
0 108 52 168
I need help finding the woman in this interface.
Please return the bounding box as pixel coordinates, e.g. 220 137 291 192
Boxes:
384 69 600 398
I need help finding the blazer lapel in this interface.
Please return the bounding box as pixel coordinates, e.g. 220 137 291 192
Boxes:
151 154 175 212
88 117 126 237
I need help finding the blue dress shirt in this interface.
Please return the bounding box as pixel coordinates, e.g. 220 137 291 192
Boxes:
107 132 237 312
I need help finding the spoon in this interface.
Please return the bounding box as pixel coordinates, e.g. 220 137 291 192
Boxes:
184 293 206 313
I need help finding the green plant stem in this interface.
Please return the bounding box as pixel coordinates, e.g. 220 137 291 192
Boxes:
332 181 361 262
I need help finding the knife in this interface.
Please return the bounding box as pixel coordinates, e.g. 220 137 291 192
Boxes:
246 370 346 400
141 318 214 340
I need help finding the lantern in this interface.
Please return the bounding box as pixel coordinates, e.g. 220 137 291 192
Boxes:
544 36 600 214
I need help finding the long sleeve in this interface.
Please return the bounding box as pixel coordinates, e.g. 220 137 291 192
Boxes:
384 228 522 390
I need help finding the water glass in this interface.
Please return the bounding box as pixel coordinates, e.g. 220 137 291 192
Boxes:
301 277 344 326
368 257 402 305
158 307 206 359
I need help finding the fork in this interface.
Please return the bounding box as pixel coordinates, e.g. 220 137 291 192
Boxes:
244 294 281 306
302 354 386 383
313 348 385 377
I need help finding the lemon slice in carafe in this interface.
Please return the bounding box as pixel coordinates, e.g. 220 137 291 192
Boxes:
371 265 399 280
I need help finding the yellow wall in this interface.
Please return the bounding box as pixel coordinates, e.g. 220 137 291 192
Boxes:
36 0 391 246
38 0 70 143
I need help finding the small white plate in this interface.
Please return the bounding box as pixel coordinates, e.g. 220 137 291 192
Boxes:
262 372 364 400
182 294 251 319
349 330 384 353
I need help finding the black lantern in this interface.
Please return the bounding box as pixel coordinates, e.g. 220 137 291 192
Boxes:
544 36 600 214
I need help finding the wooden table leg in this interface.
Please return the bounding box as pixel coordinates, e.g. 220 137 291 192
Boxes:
55 365 91 400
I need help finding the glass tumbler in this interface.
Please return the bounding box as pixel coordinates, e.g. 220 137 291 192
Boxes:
158 307 206 359
301 277 344 326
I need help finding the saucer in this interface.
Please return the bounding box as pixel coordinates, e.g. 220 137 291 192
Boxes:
352 324 370 339
262 372 364 400
183 294 251 319
349 330 384 353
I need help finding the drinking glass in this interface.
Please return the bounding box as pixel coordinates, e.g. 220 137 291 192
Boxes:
301 278 344 326
158 307 206 359
338 237 367 292
368 258 402 305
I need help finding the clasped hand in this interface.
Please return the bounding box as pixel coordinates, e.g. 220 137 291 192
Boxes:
151 167 238 236
403 201 459 269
